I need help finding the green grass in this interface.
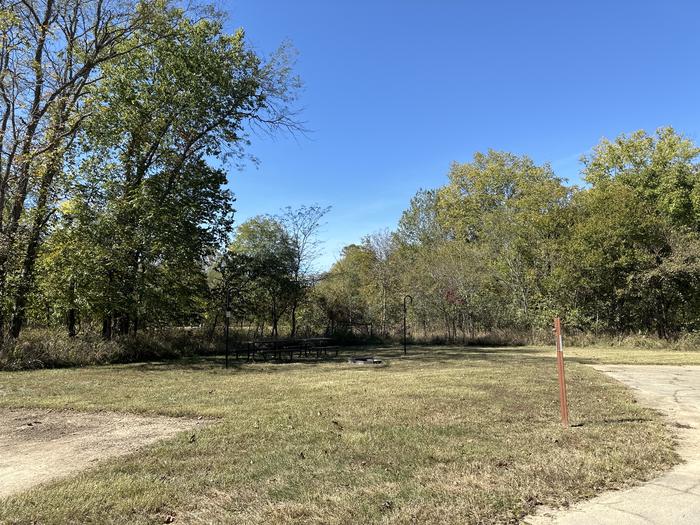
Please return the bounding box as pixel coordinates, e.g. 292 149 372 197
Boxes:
0 346 681 524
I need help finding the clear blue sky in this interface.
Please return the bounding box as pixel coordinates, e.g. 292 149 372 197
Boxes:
223 0 700 270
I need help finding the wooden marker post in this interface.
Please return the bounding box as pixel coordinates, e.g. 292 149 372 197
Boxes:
224 289 231 369
554 317 569 427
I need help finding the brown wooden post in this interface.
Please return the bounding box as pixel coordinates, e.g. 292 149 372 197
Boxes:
554 317 570 427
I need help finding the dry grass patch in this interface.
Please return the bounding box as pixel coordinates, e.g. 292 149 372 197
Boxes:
521 345 700 365
0 346 680 524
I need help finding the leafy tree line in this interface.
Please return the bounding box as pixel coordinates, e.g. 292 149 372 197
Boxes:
0 0 299 353
2 2 697 352
314 128 700 342
22 125 696 346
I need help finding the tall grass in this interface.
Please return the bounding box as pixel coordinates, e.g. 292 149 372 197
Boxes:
3 325 699 371
0 327 217 370
398 327 700 350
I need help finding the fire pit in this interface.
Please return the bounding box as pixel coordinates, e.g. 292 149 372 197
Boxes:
348 356 384 366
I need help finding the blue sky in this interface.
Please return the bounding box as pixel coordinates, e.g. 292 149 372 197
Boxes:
223 0 700 269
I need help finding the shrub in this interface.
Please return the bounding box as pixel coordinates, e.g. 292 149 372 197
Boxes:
0 327 219 370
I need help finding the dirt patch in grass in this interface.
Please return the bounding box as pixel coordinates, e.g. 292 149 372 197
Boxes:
0 407 206 498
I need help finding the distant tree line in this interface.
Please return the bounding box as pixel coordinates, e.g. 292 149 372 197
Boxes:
2 4 698 350
314 128 700 342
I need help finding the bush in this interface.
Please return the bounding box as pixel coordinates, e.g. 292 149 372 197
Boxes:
0 329 123 370
671 332 700 351
4 325 699 371
0 327 220 371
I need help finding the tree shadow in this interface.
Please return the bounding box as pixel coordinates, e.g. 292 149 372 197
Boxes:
118 345 560 374
573 417 654 427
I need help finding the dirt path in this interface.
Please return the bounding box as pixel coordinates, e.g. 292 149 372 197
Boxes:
526 364 700 525
0 408 205 498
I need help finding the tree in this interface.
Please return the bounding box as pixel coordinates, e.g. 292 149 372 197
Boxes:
557 183 665 332
278 204 330 337
225 216 296 338
396 189 447 247
0 0 166 342
582 127 700 230
362 230 399 335
314 244 376 335
22 5 300 340
436 150 569 330
560 127 700 337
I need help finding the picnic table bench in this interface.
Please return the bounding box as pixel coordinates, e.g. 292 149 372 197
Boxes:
237 337 338 361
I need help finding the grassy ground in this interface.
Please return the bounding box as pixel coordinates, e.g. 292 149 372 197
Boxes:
0 346 681 524
523 345 700 365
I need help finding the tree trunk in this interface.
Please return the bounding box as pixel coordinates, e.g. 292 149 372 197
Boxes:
381 283 387 336
10 217 45 338
8 95 68 339
208 312 220 342
655 290 669 339
271 311 278 338
290 299 297 338
67 278 77 337
0 3 55 337
117 314 130 336
102 315 113 340
67 308 77 338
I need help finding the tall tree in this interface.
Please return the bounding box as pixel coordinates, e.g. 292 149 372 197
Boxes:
19 5 301 339
278 204 330 337
225 216 296 338
582 127 700 230
0 0 164 341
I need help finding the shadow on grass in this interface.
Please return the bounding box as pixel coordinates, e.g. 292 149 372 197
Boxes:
575 417 654 426
565 357 600 365
116 345 560 374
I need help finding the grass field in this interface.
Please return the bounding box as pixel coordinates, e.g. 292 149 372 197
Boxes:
0 345 683 524
525 345 700 365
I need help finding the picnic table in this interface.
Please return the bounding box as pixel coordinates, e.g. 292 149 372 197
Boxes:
237 337 338 361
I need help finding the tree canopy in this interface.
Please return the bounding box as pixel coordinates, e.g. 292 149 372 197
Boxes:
1 4 697 352
0 0 300 347
315 128 700 342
